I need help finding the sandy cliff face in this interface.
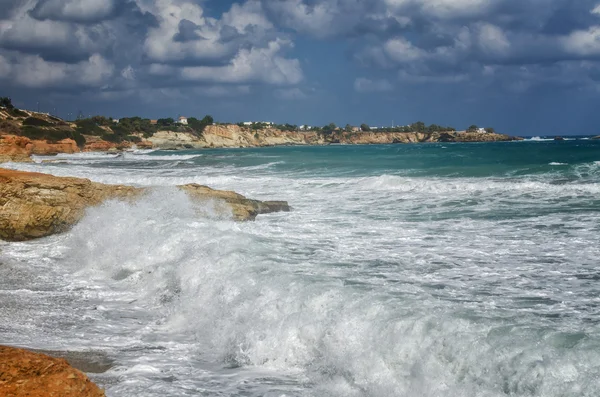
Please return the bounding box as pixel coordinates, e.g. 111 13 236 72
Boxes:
146 126 519 150
0 169 291 241
148 125 326 149
148 130 205 149
0 346 106 397
81 135 152 152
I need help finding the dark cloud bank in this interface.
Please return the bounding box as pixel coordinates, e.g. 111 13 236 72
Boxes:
2 0 600 134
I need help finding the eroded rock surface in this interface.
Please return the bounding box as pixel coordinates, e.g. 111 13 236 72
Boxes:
0 346 106 397
0 168 290 241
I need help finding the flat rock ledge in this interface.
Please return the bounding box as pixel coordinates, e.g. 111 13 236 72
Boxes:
0 346 106 397
0 168 291 241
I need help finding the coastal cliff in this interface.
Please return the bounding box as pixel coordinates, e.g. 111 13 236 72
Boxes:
149 125 520 149
0 346 106 397
0 168 291 241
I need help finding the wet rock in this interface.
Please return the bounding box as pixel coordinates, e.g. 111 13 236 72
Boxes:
0 168 141 241
0 168 291 241
0 345 106 397
179 184 291 221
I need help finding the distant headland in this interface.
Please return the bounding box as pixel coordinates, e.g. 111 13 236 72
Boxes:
0 96 522 162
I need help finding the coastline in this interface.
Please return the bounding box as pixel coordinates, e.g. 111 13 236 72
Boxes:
0 128 522 163
0 106 522 161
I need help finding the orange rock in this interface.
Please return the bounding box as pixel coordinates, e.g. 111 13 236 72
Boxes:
0 135 33 162
0 346 106 397
30 138 79 155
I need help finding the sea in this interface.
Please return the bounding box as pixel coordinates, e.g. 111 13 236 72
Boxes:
1 138 600 396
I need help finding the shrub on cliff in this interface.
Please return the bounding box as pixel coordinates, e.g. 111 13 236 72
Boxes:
23 117 52 127
0 97 14 109
188 115 213 136
75 119 105 136
10 108 28 117
0 120 20 135
126 135 142 143
101 133 122 143
20 126 70 143
72 131 86 148
118 117 156 137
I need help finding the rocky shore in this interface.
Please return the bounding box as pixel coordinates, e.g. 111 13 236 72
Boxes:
0 168 290 241
0 346 106 397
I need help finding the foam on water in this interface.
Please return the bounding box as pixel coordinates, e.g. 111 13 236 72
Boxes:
2 143 600 396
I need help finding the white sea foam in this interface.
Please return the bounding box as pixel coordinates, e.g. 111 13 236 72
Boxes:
526 136 553 141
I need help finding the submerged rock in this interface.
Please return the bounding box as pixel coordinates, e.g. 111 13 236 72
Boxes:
0 346 106 397
0 168 291 241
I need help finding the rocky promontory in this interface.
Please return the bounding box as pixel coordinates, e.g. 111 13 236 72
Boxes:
0 168 290 241
0 346 106 397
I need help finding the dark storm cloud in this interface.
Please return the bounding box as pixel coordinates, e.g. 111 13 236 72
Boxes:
29 0 119 23
174 19 206 42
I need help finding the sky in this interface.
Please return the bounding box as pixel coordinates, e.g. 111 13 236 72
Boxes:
2 0 600 135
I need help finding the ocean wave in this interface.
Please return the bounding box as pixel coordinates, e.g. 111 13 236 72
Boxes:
122 152 202 161
25 190 594 396
526 137 554 141
355 174 600 196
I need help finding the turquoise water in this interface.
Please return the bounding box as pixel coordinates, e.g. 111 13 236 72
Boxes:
1 140 600 396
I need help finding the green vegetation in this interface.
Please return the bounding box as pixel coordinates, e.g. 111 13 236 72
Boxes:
1 97 27 117
187 115 213 135
0 97 14 109
19 125 86 147
0 119 20 134
23 117 52 127
75 119 105 135
273 123 298 132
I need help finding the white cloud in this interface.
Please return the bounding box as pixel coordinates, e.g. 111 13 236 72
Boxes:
263 0 337 37
477 23 510 56
221 0 273 31
354 77 393 92
384 37 427 63
561 26 600 56
0 53 114 88
181 39 303 85
385 0 492 18
0 14 73 49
